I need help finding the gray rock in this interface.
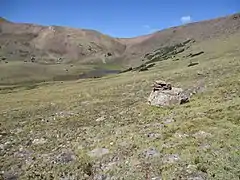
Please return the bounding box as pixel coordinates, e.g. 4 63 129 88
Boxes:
32 138 47 145
193 131 211 139
0 144 5 150
163 154 180 163
148 80 193 107
93 174 109 180
144 148 160 158
88 148 109 158
151 177 162 180
148 88 182 106
188 172 207 180
163 117 175 124
56 150 76 164
199 143 210 150
3 171 18 180
14 148 32 159
174 133 189 139
146 133 161 139
96 116 105 122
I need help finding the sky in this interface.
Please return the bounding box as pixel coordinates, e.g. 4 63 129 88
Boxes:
0 0 239 37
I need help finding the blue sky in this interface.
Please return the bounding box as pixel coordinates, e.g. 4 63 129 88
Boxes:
0 0 239 37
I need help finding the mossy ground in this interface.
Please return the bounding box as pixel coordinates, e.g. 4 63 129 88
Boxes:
0 34 240 179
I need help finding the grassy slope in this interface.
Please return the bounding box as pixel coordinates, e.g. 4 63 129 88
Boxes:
0 62 97 85
0 33 240 179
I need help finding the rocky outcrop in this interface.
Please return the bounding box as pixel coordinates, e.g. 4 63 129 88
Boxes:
148 80 190 107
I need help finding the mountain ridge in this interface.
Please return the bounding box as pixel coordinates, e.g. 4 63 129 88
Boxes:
0 13 239 65
0 13 239 84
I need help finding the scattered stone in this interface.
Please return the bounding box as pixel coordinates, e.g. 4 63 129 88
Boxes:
30 56 35 62
107 52 112 56
55 150 76 164
14 148 32 159
96 116 105 122
199 143 211 150
186 164 198 174
55 111 75 118
162 142 179 149
109 142 114 146
148 80 191 106
163 117 175 124
0 131 8 136
174 132 189 139
144 147 160 158
32 138 47 145
151 177 162 180
130 158 141 166
59 175 77 180
146 132 161 139
187 172 207 180
0 144 4 150
81 101 91 106
93 174 109 180
163 154 180 163
88 148 109 158
119 141 129 147
2 171 18 180
193 131 211 139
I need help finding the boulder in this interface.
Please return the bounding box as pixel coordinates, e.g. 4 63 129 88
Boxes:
148 80 190 106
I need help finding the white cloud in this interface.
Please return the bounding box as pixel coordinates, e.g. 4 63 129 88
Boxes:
181 16 192 24
143 25 151 29
149 28 158 33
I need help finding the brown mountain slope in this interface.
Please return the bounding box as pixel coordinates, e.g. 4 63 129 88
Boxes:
1 13 240 66
0 20 126 64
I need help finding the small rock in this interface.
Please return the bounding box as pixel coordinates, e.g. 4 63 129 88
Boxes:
193 131 211 139
151 177 162 180
163 117 175 124
56 150 76 164
88 148 109 158
144 148 160 158
162 142 178 149
96 116 105 122
93 174 108 180
146 133 161 139
199 143 210 150
174 133 189 139
119 141 130 148
188 172 207 180
32 138 47 145
0 144 5 150
3 171 18 180
131 158 141 166
186 164 197 174
154 80 167 86
14 148 32 159
179 93 190 104
81 101 90 105
163 154 180 163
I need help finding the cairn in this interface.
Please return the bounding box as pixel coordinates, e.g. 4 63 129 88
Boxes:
148 80 189 107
